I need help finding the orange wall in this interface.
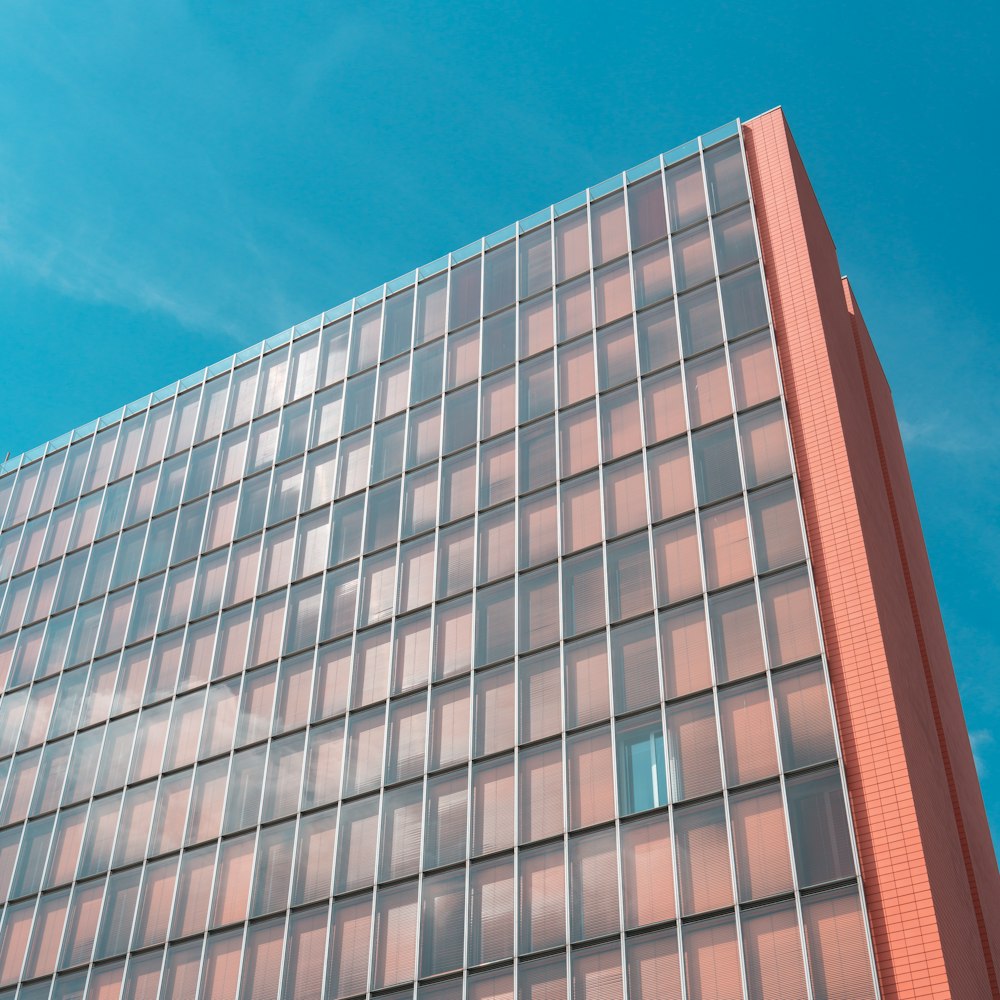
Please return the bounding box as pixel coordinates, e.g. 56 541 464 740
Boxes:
743 108 999 998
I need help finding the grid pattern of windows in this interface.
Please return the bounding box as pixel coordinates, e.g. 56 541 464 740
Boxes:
0 124 878 999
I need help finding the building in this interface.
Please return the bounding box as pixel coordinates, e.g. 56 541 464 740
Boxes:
0 106 996 1000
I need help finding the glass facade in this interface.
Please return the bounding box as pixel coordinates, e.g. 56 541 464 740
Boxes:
0 122 880 998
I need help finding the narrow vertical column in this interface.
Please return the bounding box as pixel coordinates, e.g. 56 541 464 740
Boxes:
743 107 999 998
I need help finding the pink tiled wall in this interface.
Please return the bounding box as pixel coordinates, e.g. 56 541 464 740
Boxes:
743 108 999 999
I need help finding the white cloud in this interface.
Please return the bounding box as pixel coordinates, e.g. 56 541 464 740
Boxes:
970 730 995 778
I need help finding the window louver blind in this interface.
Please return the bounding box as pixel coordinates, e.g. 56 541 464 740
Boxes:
626 927 682 1000
741 900 808 1000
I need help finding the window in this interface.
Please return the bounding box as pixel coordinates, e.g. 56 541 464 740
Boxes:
569 827 620 941
420 870 466 976
730 784 793 902
666 695 722 801
555 208 590 280
786 767 855 887
616 713 667 815
626 926 682 1000
372 882 418 989
772 660 838 770
468 855 515 965
741 901 809 1000
519 842 565 953
673 802 733 915
621 813 675 928
611 617 660 715
567 727 615 830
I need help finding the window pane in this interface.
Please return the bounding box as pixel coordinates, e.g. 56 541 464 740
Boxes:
601 386 642 462
678 284 723 357
565 635 610 729
647 438 693 523
519 418 556 493
714 205 757 273
772 660 838 770
628 175 667 249
474 662 515 757
749 480 804 572
284 906 330 1000
569 827 620 941
633 242 673 308
591 192 627 265
420 870 466 976
555 209 590 281
685 348 732 428
567 727 615 830
476 580 515 667
739 402 792 487
292 808 337 905
626 926 682 1000
563 552 606 637
480 437 516 509
328 895 372 999
520 225 552 298
596 319 636 391
721 265 769 340
469 856 515 965
801 887 877 1000
674 801 733 915
636 301 679 374
666 157 707 231
430 679 470 770
691 419 741 505
704 139 749 213
730 784 793 902
485 242 516 314
557 276 593 343
718 678 778 787
424 770 468 869
786 767 855 887
558 336 596 407
335 796 379 894
621 813 675 928
472 756 515 856
594 260 632 326
760 567 821 667
667 695 722 801
701 499 752 590
616 713 667 815
433 595 472 680
660 602 712 698
519 842 565 953
519 742 563 843
519 650 562 743
560 403 599 479
373 881 418 989
682 913 742 1000
741 900 809 1000
519 488 558 570
386 694 426 783
653 516 702 608
607 534 653 622
520 296 554 359
611 616 660 715
709 583 765 682
380 783 423 882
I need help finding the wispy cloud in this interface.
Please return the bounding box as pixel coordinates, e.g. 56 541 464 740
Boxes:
971 730 996 778
0 2 381 344
899 415 999 457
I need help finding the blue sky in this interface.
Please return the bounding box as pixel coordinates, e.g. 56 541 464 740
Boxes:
1 2 997 843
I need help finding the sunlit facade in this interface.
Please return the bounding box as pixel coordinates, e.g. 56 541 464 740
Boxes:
0 110 996 1000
